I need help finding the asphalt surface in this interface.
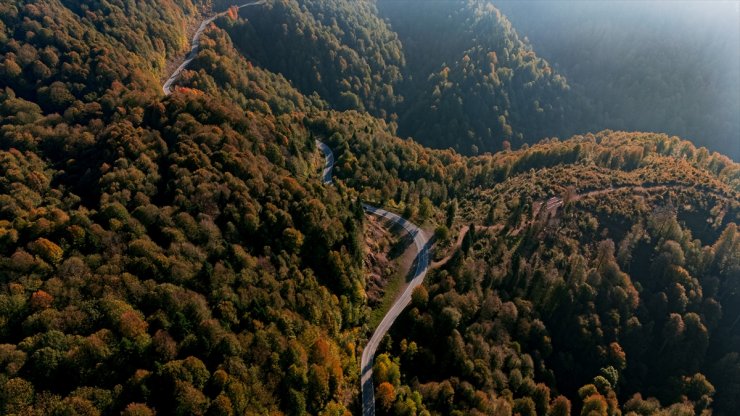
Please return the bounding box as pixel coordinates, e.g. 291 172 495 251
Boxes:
316 140 334 185
162 0 265 95
315 141 430 416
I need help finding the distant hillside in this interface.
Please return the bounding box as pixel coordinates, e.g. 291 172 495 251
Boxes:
379 0 575 154
220 0 739 161
494 0 740 161
220 0 575 154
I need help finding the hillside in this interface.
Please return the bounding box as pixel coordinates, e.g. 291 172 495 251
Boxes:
221 0 405 117
378 131 740 415
494 1 740 160
224 0 576 155
378 0 574 154
0 1 367 414
0 0 738 415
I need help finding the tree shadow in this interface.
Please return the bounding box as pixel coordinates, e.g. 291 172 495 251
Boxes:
403 237 434 284
374 216 413 260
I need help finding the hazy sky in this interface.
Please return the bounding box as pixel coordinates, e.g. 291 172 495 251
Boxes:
494 0 740 159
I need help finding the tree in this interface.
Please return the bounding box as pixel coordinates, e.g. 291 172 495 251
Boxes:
580 394 607 416
29 290 53 310
1 378 34 414
377 382 396 413
434 225 450 242
152 330 178 361
411 286 429 308
440 307 462 333
682 373 715 413
532 383 551 415
308 364 330 412
2 59 22 79
446 199 457 228
600 366 619 390
418 197 433 221
283 227 305 253
592 376 611 395
122 403 156 416
287 389 306 416
513 397 536 416
374 354 401 386
175 382 208 415
29 238 63 264
548 396 571 416
660 313 685 354
461 225 474 254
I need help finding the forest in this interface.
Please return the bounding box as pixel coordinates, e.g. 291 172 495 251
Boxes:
0 0 738 415
377 131 740 415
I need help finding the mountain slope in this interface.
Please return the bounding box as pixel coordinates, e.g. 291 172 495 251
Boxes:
379 131 740 415
1 2 368 414
378 0 574 154
0 0 738 415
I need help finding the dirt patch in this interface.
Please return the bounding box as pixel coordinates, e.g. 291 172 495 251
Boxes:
364 214 419 330
364 215 398 308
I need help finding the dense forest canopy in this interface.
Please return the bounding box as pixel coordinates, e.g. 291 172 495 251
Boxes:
222 0 405 117
377 0 575 154
381 131 740 415
0 0 738 415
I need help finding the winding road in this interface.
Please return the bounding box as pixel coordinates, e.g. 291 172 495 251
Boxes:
315 143 430 416
533 183 737 221
359 205 430 416
316 140 334 185
163 5 431 414
162 0 265 95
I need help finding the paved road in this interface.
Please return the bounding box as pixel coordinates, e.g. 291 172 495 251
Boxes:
359 204 429 416
315 140 334 185
314 141 430 416
162 0 265 95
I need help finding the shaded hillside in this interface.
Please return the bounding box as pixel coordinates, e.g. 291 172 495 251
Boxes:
223 0 405 117
378 0 575 155
219 0 575 154
495 0 740 160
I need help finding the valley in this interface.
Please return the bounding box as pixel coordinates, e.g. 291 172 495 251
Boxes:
0 0 737 415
